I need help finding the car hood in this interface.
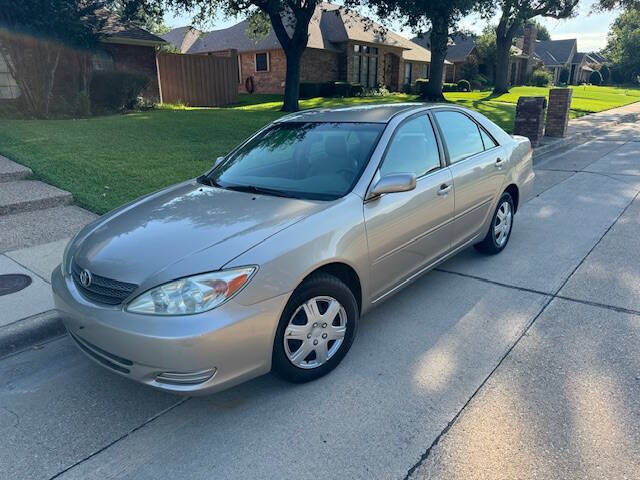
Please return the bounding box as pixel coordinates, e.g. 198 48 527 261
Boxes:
73 181 328 286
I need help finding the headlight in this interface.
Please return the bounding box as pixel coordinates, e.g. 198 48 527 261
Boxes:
125 267 256 316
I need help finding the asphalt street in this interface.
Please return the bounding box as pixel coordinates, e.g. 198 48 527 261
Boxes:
1 121 639 480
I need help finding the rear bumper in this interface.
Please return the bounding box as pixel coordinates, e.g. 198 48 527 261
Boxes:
51 266 289 395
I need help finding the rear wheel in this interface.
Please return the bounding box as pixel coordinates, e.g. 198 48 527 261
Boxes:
474 192 514 254
272 273 358 383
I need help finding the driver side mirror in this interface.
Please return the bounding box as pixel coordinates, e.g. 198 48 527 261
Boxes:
214 156 225 167
366 173 417 200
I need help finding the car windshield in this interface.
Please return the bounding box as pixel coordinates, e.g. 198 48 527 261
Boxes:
208 122 385 201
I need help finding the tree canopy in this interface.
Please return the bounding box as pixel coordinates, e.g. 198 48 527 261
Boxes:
492 0 579 93
604 8 640 84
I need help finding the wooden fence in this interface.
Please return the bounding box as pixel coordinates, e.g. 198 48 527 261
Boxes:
157 51 238 107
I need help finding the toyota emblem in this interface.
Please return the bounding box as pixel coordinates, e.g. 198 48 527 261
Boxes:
79 269 92 287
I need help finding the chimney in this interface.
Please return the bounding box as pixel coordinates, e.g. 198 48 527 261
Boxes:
522 23 537 56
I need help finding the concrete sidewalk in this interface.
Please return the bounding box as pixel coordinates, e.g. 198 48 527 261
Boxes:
534 100 640 158
0 155 96 355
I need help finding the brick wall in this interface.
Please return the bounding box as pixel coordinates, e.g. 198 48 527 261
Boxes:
301 48 340 83
513 96 547 146
102 43 160 100
545 88 572 137
238 49 285 93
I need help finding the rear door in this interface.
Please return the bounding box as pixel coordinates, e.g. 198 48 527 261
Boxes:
364 113 454 301
433 109 506 248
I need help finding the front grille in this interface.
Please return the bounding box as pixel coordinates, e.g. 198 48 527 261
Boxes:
72 261 138 306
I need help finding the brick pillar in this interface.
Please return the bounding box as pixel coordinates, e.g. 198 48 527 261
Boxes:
513 96 547 146
545 88 573 137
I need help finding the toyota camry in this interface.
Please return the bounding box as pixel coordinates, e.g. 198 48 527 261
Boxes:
52 103 534 394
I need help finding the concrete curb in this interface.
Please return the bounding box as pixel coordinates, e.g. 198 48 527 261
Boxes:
0 310 66 358
533 110 640 162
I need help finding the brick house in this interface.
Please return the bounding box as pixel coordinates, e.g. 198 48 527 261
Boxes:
412 33 477 83
171 3 444 94
411 24 603 87
0 10 165 102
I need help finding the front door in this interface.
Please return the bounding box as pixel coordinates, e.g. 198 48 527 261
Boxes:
364 114 454 301
433 110 506 248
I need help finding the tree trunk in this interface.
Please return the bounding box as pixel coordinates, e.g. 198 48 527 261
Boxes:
282 46 303 112
493 34 512 94
422 17 448 101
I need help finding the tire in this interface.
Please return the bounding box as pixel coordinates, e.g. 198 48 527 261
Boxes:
474 192 514 254
272 273 358 383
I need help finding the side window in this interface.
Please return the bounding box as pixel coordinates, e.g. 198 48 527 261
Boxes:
255 52 269 72
435 111 485 163
380 115 440 178
480 127 498 149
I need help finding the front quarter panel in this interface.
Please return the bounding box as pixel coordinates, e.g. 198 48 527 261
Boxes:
225 193 371 311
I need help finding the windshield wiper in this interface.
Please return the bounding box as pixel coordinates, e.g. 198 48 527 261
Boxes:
223 184 298 199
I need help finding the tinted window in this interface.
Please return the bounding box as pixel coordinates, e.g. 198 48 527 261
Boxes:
210 122 384 200
435 111 485 163
256 53 268 72
380 115 440 178
480 127 498 149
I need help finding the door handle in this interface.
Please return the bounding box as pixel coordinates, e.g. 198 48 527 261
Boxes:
437 183 452 196
495 158 505 168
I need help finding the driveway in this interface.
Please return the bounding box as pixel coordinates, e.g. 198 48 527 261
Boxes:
1 122 639 479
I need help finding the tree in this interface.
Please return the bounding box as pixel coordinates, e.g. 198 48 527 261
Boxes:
475 24 498 81
0 0 104 117
604 8 640 84
493 0 578 94
362 0 492 101
107 0 168 34
514 19 551 40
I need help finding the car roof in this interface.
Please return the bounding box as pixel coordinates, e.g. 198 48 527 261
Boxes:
275 103 446 124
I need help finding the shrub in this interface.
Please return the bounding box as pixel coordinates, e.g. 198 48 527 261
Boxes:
414 78 429 95
320 82 335 97
589 70 603 85
351 83 364 97
442 83 460 92
90 71 150 113
401 82 412 94
457 79 471 92
531 69 552 87
599 65 610 84
331 81 364 97
471 73 490 90
558 67 570 84
299 82 323 99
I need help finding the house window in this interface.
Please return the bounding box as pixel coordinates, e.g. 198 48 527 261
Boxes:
404 62 412 85
422 63 429 79
92 50 114 71
255 52 269 72
352 44 378 87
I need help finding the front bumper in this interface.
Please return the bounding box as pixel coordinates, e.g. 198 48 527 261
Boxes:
51 266 289 395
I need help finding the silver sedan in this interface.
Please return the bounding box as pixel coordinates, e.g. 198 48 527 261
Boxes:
52 103 534 395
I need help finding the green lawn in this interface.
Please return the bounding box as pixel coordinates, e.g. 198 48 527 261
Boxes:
1 85 638 214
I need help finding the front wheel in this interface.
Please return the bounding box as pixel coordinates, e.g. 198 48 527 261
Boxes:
272 273 358 383
474 192 514 254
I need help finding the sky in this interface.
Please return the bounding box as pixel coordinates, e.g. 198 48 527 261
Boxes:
164 0 621 52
